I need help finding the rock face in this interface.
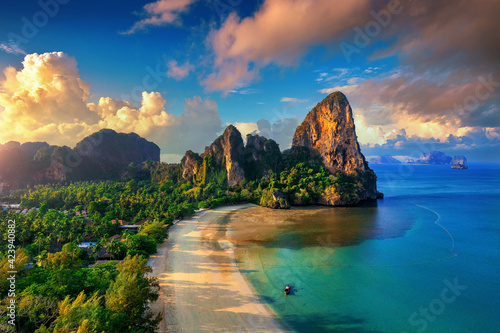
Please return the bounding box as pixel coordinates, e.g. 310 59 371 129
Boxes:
75 129 160 180
452 155 467 165
293 92 367 174
369 155 401 164
0 129 160 193
451 155 468 169
416 151 452 164
181 126 282 186
33 146 73 183
181 150 202 180
243 134 281 179
292 92 378 200
20 142 49 160
203 125 245 187
451 164 468 169
181 125 246 186
260 190 291 209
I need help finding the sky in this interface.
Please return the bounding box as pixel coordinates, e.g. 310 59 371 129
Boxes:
0 0 499 162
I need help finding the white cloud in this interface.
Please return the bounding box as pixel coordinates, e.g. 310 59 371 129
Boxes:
167 60 194 80
0 42 26 55
123 0 195 34
204 0 371 92
281 97 308 103
233 122 259 140
0 52 222 159
319 84 359 95
353 114 386 146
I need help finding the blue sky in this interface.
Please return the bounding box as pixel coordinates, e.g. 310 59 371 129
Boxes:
0 0 499 162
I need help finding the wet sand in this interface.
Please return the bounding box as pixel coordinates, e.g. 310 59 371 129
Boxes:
148 204 285 333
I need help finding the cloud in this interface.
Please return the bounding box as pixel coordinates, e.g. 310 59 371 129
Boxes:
167 60 194 80
123 0 195 34
253 117 300 150
281 97 308 103
232 88 261 95
0 52 99 135
377 1 500 73
321 69 500 143
0 52 222 159
233 122 259 139
204 0 371 92
360 126 500 162
320 84 359 96
0 41 26 55
353 114 386 146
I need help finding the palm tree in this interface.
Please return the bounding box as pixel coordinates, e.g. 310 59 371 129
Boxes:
75 234 84 247
34 232 45 255
106 238 121 260
89 241 103 261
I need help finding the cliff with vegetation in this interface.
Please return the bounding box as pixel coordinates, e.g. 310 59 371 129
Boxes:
1 92 380 208
178 91 381 208
0 129 160 195
291 91 380 205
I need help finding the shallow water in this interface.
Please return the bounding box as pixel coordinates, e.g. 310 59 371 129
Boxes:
231 163 500 332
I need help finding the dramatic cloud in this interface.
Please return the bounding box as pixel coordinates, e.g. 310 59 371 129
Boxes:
323 70 500 140
204 0 500 151
124 0 195 34
0 52 222 160
167 60 194 80
377 1 500 73
204 0 371 92
361 127 500 162
0 52 100 142
353 114 386 146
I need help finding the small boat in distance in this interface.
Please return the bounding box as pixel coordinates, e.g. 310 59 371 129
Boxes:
284 284 290 296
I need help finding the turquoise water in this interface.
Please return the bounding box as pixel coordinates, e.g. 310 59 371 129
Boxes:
236 163 500 332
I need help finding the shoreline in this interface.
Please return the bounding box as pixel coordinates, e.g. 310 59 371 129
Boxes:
148 203 286 332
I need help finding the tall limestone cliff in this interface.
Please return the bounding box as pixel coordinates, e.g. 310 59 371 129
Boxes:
292 91 379 202
181 126 283 187
181 125 246 186
180 150 202 180
204 125 245 186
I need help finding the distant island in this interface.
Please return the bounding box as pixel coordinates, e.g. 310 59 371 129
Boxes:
368 152 468 169
369 155 402 164
451 156 468 169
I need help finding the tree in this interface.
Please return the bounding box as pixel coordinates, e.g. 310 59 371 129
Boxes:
138 221 168 244
125 234 157 257
105 255 161 331
41 292 109 333
106 238 127 260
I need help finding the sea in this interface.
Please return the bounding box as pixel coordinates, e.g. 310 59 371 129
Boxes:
236 163 500 332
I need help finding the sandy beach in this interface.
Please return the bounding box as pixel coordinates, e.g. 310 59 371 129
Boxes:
148 204 285 333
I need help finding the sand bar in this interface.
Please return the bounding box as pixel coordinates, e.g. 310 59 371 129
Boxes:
148 204 286 332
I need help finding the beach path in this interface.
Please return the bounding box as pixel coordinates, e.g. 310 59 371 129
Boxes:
149 204 285 333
